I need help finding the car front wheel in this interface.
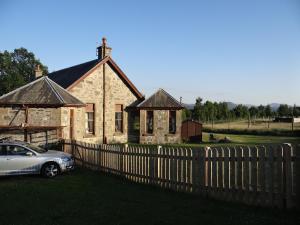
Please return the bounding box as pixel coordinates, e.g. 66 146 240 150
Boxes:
42 163 60 178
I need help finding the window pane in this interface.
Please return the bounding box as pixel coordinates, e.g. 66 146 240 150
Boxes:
146 111 153 134
85 104 95 134
88 121 94 133
115 112 122 120
86 112 94 134
169 111 176 134
115 105 123 132
88 112 94 120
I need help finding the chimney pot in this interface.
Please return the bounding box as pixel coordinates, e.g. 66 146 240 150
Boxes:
35 65 43 79
102 37 107 46
97 37 112 60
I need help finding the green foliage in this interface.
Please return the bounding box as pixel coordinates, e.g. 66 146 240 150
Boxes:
277 104 290 117
191 98 231 123
292 104 299 117
188 96 298 125
264 105 272 118
233 104 249 119
192 97 202 121
249 106 258 118
0 48 48 96
182 108 191 121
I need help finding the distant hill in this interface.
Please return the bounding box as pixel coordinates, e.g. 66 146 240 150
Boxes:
183 102 237 110
183 103 194 110
225 102 236 110
269 103 281 111
183 102 285 111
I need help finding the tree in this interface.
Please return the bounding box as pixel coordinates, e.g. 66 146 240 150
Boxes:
218 102 229 121
192 97 203 122
0 48 48 96
277 104 290 117
292 104 299 117
249 106 258 118
265 105 272 128
233 104 248 119
203 101 216 128
257 105 265 118
182 108 192 121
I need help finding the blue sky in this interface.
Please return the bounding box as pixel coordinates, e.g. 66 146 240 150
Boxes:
1 0 300 105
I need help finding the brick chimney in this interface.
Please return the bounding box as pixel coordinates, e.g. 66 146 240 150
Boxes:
35 65 43 79
97 37 112 60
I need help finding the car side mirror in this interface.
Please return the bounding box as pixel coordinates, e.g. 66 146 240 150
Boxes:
26 152 33 157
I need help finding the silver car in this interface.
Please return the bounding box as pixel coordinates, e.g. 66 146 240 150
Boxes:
0 140 74 178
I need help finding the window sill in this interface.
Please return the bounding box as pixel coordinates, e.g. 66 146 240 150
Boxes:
165 133 177 136
84 133 95 138
142 133 154 136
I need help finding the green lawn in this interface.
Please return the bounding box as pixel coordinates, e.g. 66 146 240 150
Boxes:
144 132 300 148
201 132 300 145
0 169 299 225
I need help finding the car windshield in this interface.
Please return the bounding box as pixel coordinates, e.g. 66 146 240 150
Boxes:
24 144 48 153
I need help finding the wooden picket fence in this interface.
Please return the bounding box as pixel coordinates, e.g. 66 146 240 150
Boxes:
62 140 300 209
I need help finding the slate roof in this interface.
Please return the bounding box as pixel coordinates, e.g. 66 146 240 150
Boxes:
47 59 100 89
0 76 85 107
137 89 184 109
47 57 144 100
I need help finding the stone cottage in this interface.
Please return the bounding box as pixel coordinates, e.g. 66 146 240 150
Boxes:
0 38 185 145
137 89 184 144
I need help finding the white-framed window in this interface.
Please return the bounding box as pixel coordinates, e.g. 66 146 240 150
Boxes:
85 103 95 134
115 104 123 133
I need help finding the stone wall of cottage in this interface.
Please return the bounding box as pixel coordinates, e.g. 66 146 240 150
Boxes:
60 107 85 140
68 63 139 144
0 107 60 126
139 109 182 144
104 64 139 143
0 107 61 145
67 64 103 144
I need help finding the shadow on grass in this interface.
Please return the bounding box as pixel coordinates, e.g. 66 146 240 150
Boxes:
0 168 299 225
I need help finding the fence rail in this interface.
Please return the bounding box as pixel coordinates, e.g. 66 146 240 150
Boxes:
62 140 300 209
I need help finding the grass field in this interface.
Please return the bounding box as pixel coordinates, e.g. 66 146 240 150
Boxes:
203 120 300 131
0 168 299 225
129 132 300 148
151 132 300 148
201 132 300 145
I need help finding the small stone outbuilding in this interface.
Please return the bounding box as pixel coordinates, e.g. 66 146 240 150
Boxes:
0 76 85 145
137 89 184 144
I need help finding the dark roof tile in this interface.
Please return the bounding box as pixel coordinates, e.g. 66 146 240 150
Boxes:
47 59 100 89
137 89 184 109
0 76 85 107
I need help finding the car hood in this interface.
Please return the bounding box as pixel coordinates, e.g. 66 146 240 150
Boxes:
40 150 72 157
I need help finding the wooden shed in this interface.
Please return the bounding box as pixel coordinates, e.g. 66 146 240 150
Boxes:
181 119 202 143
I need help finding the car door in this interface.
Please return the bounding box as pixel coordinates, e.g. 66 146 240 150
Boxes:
5 145 40 175
0 145 8 175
